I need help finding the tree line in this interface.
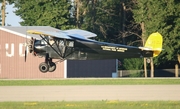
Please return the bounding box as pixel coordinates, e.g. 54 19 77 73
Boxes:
1 0 180 74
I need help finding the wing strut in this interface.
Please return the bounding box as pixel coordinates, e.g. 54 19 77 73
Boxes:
39 35 75 60
54 40 63 57
39 35 64 60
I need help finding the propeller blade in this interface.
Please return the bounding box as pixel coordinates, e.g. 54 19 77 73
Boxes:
25 48 27 62
24 43 28 62
25 26 28 62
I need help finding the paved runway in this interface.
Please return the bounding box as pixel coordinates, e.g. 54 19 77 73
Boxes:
0 85 180 101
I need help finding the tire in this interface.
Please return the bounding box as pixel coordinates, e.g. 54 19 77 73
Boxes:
39 62 49 73
49 62 56 72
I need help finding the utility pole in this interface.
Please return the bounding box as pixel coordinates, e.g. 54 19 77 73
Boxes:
141 22 148 78
1 0 6 26
122 2 126 44
175 54 180 77
150 57 154 77
76 0 80 28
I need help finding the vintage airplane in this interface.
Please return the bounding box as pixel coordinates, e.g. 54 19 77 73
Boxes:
25 29 163 73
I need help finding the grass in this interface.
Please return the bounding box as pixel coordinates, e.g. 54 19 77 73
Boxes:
1 79 180 108
0 101 180 109
0 78 180 86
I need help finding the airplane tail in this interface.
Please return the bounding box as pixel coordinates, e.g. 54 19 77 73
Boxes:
144 32 163 57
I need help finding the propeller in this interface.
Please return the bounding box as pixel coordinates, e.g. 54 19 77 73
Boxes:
24 26 28 62
24 43 28 62
24 26 35 62
24 26 36 62
24 37 35 62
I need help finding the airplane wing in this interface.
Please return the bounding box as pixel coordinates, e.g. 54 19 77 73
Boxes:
27 30 73 39
63 29 97 39
27 29 97 40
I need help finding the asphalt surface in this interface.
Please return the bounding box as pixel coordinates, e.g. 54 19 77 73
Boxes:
0 85 180 101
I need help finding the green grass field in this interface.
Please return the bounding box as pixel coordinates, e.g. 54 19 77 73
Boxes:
1 78 180 109
0 78 180 86
0 101 180 109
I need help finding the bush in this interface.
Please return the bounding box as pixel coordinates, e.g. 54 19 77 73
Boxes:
123 58 143 70
128 70 144 77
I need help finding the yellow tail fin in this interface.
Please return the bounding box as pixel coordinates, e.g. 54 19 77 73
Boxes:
144 32 163 57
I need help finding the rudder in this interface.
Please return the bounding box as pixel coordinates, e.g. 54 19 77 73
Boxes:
144 32 163 57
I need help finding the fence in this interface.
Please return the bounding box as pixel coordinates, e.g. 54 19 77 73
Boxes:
118 69 180 77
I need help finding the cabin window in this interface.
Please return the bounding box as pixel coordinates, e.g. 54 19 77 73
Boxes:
40 40 47 45
49 39 55 45
68 41 74 47
57 40 74 47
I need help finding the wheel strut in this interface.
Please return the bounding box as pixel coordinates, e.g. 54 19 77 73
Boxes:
39 54 57 73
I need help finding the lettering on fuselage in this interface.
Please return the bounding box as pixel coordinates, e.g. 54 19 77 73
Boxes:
101 46 127 52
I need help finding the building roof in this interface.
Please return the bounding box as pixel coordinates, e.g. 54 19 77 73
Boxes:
0 26 59 39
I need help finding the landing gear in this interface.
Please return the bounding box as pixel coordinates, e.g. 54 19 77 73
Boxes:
39 62 56 73
39 61 56 73
49 62 56 72
39 54 57 73
39 62 49 73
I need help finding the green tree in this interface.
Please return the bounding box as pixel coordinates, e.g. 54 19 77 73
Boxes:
80 0 124 43
133 0 180 65
14 0 75 29
0 0 13 3
132 0 180 77
155 0 180 66
123 58 144 77
78 0 144 71
123 58 143 70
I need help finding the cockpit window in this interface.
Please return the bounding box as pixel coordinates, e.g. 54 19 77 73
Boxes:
49 39 55 45
41 40 47 44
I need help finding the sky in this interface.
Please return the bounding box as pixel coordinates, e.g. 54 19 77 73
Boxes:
6 4 22 26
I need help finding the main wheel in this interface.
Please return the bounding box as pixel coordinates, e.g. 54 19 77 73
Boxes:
49 62 56 72
39 62 49 73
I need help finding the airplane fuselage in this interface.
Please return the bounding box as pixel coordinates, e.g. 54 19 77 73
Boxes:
33 39 153 60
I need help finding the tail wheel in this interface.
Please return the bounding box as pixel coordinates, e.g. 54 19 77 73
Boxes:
49 62 56 72
39 62 49 73
146 58 151 63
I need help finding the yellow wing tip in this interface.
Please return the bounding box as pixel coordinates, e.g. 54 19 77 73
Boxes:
27 30 43 35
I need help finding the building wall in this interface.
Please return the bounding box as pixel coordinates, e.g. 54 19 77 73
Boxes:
0 30 64 79
67 60 116 77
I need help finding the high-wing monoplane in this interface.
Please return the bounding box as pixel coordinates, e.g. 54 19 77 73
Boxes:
26 29 163 73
